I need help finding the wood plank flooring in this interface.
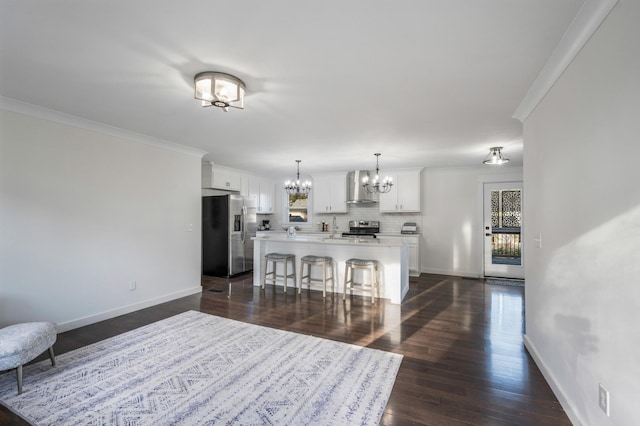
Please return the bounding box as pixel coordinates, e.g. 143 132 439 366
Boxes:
0 274 570 425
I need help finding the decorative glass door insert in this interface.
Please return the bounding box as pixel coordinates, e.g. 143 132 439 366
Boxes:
490 189 521 265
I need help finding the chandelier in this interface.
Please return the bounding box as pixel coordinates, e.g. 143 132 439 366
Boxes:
483 146 510 165
362 153 393 194
194 72 245 112
284 160 312 195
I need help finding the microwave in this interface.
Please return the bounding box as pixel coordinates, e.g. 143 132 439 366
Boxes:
401 222 417 234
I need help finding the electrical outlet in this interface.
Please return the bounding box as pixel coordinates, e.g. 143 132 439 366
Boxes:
128 281 137 291
599 383 610 416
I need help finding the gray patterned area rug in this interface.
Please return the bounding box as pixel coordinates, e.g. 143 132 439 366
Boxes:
0 311 402 425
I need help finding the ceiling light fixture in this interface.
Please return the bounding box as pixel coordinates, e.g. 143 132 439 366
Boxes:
483 146 510 165
362 153 393 194
194 72 245 112
284 160 312 195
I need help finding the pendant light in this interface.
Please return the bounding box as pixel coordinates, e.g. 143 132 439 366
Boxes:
362 153 393 194
284 160 312 195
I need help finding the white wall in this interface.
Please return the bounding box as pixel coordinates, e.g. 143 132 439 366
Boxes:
268 174 423 235
522 1 640 424
266 166 523 278
421 166 522 277
0 108 203 331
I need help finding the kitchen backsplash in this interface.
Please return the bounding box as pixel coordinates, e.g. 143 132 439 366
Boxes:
265 204 422 235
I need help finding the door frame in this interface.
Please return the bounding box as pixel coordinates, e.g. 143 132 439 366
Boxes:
482 181 524 279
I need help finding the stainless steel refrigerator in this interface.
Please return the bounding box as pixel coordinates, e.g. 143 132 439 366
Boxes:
202 195 257 277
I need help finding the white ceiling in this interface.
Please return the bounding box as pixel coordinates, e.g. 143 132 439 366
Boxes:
0 0 585 178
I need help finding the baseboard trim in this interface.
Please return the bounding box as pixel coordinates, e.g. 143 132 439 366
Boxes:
523 334 583 426
56 286 203 332
420 267 482 279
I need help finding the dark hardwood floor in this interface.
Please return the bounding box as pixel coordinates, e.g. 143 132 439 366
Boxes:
1 274 570 425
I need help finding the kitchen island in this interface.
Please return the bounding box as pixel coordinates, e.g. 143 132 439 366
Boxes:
252 235 409 304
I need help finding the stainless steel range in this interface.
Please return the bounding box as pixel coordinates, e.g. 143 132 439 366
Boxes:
341 220 380 239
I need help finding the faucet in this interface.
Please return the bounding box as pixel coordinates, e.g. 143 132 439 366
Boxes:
332 215 338 239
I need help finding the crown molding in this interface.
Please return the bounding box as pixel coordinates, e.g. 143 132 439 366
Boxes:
0 96 207 158
513 0 620 123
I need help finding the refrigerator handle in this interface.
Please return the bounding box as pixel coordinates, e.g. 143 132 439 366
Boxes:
241 205 246 243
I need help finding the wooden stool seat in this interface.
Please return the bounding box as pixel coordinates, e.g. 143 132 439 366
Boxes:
300 255 334 297
343 258 380 303
262 253 297 293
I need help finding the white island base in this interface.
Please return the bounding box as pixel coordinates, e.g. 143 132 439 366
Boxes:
252 236 409 304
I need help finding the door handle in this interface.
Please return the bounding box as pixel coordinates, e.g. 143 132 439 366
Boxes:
485 233 492 236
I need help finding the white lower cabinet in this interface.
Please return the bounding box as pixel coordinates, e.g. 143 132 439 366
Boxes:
379 235 420 276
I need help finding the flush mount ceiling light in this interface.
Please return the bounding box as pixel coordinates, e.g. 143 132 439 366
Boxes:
194 72 245 112
362 153 393 194
284 160 312 195
483 146 510 165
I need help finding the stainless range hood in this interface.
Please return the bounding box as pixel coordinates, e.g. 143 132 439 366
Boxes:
347 170 379 204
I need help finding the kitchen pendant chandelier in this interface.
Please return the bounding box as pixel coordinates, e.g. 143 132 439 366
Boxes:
483 146 510 165
194 72 245 112
362 153 393 194
284 160 312 195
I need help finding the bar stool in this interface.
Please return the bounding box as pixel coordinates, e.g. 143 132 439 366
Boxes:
262 253 296 293
299 255 334 297
343 258 380 303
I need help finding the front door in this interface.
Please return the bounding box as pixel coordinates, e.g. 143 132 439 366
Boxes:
483 182 524 279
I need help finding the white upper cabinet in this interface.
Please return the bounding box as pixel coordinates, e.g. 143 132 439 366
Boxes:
312 172 347 213
203 163 275 213
239 173 250 197
379 168 423 213
247 175 274 214
202 162 241 191
258 181 274 214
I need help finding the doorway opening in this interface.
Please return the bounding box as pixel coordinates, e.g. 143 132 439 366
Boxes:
484 182 523 279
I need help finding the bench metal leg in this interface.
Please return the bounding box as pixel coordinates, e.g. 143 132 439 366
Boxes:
16 364 23 395
49 346 56 366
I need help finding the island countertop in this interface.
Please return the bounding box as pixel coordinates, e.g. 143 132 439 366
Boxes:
251 235 406 247
256 231 421 238
252 235 409 304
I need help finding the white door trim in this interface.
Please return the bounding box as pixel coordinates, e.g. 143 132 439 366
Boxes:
483 181 524 279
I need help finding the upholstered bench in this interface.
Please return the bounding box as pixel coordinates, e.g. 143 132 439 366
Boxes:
0 322 57 394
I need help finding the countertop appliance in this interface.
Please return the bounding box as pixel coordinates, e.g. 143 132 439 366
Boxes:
401 222 418 234
342 220 380 239
202 195 257 277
